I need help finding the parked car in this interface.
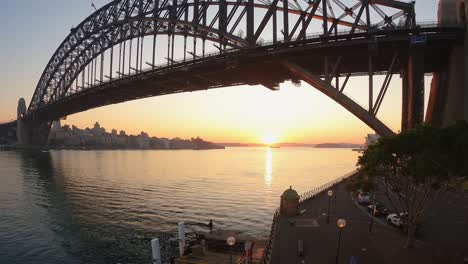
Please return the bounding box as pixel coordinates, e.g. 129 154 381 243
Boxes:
357 192 371 204
386 212 408 227
367 204 389 217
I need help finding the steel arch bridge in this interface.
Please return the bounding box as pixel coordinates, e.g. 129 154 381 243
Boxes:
3 0 467 145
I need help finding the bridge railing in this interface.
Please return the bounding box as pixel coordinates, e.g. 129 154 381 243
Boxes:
261 170 357 264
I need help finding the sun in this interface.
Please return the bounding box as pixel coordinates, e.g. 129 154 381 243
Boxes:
261 132 279 145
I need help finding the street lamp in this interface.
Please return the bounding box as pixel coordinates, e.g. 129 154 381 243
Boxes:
227 236 236 264
336 218 346 264
327 190 333 224
369 193 376 233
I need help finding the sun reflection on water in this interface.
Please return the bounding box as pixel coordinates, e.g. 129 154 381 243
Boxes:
265 148 273 187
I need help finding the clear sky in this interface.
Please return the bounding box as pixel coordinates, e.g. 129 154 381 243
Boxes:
0 0 438 144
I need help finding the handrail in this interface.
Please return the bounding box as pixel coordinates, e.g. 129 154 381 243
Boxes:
262 208 280 264
298 170 357 204
262 170 357 264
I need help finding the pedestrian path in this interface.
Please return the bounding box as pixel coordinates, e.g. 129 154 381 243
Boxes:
271 180 441 264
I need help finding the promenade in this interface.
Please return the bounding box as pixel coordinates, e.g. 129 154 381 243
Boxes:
270 181 448 264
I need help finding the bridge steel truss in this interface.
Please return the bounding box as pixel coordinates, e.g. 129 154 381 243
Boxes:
28 0 415 114
21 0 465 143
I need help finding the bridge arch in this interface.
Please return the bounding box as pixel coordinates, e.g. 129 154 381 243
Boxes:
29 0 415 112
19 0 430 141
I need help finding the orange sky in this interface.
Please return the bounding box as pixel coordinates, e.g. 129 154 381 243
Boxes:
56 76 431 144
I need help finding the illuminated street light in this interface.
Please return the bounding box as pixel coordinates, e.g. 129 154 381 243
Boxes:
336 219 346 264
227 236 236 264
327 190 333 224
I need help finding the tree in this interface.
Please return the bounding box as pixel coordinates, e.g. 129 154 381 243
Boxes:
352 121 468 248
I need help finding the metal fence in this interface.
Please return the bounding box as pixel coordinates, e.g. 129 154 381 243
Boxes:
262 170 357 264
299 170 357 204
262 207 280 264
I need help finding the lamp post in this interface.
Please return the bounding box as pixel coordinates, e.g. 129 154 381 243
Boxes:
227 236 236 264
336 218 346 264
327 190 333 224
369 193 376 233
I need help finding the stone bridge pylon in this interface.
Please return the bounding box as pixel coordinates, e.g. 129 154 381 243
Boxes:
16 98 50 146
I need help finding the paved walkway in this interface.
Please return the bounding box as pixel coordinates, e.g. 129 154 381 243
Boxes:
271 180 451 264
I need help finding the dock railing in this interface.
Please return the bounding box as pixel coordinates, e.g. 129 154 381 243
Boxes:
262 170 357 264
298 170 357 205
262 207 280 264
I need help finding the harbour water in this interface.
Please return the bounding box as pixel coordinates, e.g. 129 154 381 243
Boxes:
0 147 358 263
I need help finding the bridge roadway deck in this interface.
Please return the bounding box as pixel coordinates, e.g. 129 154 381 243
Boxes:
270 181 457 264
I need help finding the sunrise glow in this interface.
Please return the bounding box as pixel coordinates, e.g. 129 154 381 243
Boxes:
260 132 279 145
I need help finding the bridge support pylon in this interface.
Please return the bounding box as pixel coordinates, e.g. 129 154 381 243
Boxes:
426 0 468 127
402 50 425 131
16 98 50 146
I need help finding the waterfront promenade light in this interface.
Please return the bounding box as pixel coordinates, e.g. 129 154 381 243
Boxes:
336 218 346 264
227 236 236 264
327 190 333 224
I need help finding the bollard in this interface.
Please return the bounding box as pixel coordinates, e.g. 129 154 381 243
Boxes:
151 238 162 264
178 222 186 256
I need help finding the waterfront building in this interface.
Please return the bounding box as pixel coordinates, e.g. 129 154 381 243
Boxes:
280 186 300 217
136 132 150 149
92 122 105 136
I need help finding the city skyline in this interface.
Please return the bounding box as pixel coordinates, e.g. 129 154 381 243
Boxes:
0 1 438 144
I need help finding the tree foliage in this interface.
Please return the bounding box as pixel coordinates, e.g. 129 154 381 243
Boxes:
352 121 468 247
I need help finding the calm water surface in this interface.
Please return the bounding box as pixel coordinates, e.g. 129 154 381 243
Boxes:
0 147 358 263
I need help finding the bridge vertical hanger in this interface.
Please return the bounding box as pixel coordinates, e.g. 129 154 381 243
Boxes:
136 32 140 72
100 52 104 83
369 55 373 112
219 0 227 49
247 0 254 45
152 0 159 69
172 0 177 64
273 5 278 43
109 5 118 80
322 0 328 35
139 34 144 72
94 54 98 85
87 62 91 88
283 0 289 40
193 0 199 60
202 1 207 57
184 2 189 60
